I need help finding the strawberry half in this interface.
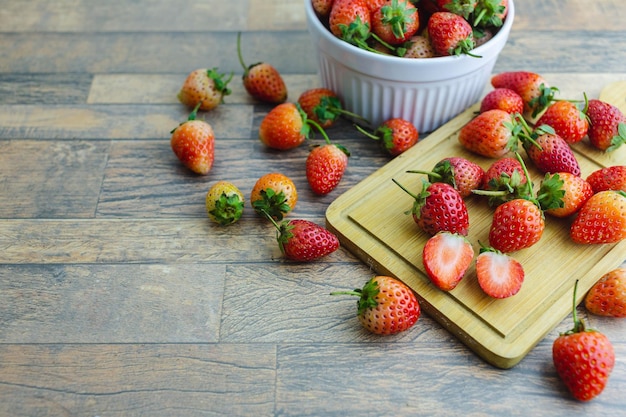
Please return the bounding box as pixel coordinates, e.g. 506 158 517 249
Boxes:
475 246 525 298
423 232 475 291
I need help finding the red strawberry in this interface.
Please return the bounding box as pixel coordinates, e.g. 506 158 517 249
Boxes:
585 99 626 152
312 0 335 18
297 88 365 129
474 156 528 206
332 275 420 335
237 32 287 104
519 124 581 176
535 100 589 144
403 34 435 58
177 68 233 111
480 88 524 114
408 157 485 198
427 11 477 56
585 267 626 318
586 165 626 193
371 0 420 45
170 104 215 175
489 198 545 253
250 172 298 220
491 71 558 118
570 190 626 244
475 245 524 298
364 0 387 12
329 0 372 48
266 217 340 261
553 280 615 401
258 103 313 150
423 232 475 291
306 137 350 195
458 109 521 158
394 179 470 236
356 118 419 156
205 181 245 226
538 172 593 218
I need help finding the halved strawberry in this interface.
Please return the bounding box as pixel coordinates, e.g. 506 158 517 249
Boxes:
475 246 525 298
423 232 475 291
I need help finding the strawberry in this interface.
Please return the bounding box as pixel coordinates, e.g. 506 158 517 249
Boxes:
332 275 420 335
518 123 581 176
265 216 340 262
489 197 545 253
437 0 477 19
585 99 626 152
371 0 420 45
475 245 524 298
570 190 626 244
423 232 475 291
480 156 527 196
393 179 470 236
356 118 419 156
237 32 287 104
427 11 477 56
258 103 316 150
585 267 626 318
205 181 245 226
553 280 615 401
479 88 524 114
306 135 350 195
472 0 508 28
535 99 589 144
491 71 558 118
297 88 366 129
329 0 372 49
250 172 298 220
457 109 521 158
403 34 435 58
170 104 215 175
177 68 233 111
408 156 485 198
586 165 626 193
312 0 335 18
538 172 593 218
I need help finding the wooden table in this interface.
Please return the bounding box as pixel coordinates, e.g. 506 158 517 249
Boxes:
1 1 625 415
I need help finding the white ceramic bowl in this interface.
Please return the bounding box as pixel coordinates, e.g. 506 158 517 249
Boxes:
304 0 515 132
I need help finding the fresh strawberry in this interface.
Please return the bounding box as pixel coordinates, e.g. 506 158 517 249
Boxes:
258 103 315 150
329 0 372 48
394 179 470 236
457 109 521 158
265 216 340 261
403 34 435 58
297 88 365 129
250 172 298 220
518 123 581 176
237 32 287 104
479 88 524 114
538 172 593 218
427 11 477 56
491 71 558 118
585 267 626 318
170 104 215 175
423 232 475 291
306 135 350 195
408 157 485 198
312 0 335 18
570 190 626 244
553 280 615 401
489 197 545 253
475 245 524 298
474 157 528 206
535 99 589 144
585 99 626 152
332 275 420 335
205 181 245 226
586 165 626 193
177 68 233 111
472 0 508 28
371 0 420 45
356 118 419 156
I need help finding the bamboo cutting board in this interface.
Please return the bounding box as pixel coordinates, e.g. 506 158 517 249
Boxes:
326 82 626 369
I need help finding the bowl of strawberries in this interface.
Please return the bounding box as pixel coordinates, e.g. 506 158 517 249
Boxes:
305 0 514 132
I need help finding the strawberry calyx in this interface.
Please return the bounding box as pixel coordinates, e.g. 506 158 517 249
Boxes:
208 191 245 226
315 96 369 125
206 67 234 98
528 83 560 118
380 0 417 40
535 173 566 212
406 159 458 190
260 209 294 255
471 0 505 28
252 189 292 221
170 102 203 134
607 122 626 152
444 0 477 20
392 178 429 218
330 277 380 315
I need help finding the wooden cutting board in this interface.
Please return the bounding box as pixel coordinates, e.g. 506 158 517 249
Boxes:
325 80 626 369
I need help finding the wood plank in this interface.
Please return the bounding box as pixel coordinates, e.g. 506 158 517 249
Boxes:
0 264 225 343
0 344 276 417
0 74 92 104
